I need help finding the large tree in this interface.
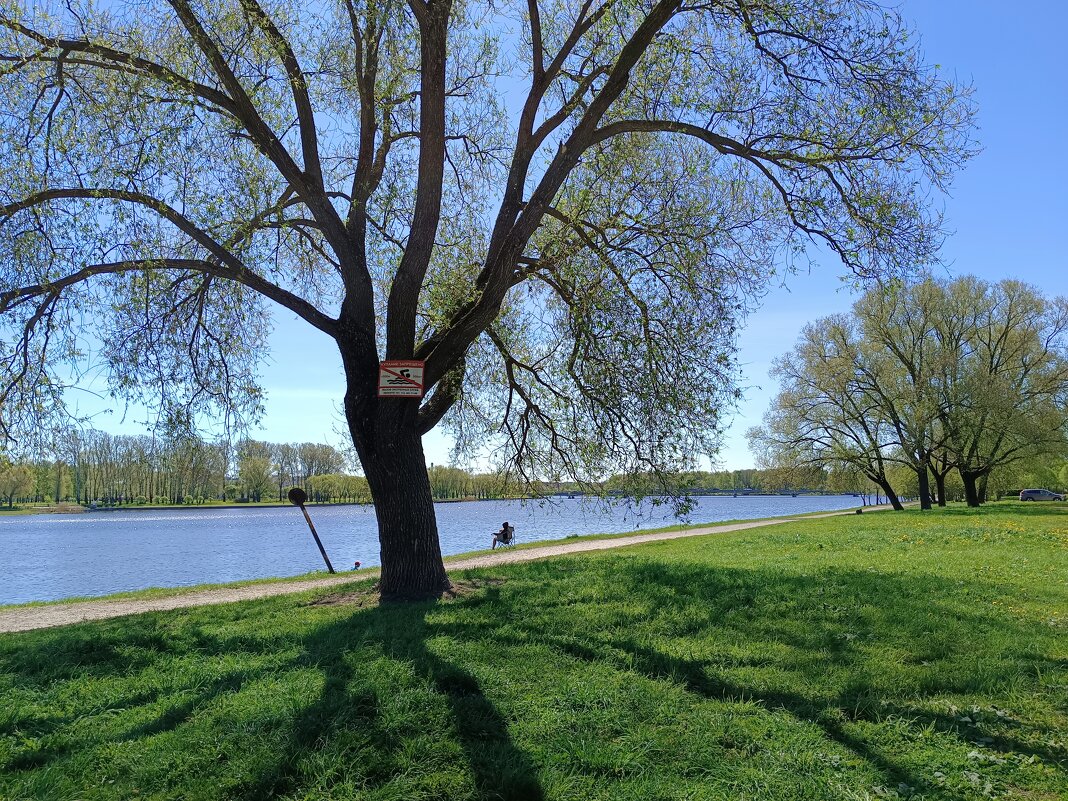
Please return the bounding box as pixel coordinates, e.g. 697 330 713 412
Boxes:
748 314 906 510
931 277 1068 505
0 456 33 507
0 0 973 597
852 280 944 508
752 277 1068 510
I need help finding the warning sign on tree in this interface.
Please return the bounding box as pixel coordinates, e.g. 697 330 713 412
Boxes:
378 360 426 398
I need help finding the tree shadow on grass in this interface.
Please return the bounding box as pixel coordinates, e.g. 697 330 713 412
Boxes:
1 560 1064 799
438 558 1067 795
232 593 544 800
0 586 544 800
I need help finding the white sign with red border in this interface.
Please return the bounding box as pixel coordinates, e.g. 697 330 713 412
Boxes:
378 360 426 398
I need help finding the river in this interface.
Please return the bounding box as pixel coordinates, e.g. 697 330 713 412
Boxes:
0 494 862 605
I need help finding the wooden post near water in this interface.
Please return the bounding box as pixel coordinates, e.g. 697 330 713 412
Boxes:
287 487 335 574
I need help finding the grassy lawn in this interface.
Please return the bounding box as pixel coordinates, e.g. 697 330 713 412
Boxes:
1 504 1066 800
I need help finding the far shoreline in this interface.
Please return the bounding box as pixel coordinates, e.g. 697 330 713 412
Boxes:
3 490 862 516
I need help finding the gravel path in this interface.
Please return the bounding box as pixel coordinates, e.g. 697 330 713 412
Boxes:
0 509 864 634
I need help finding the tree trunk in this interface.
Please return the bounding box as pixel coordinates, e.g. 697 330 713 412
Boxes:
342 341 451 601
930 460 956 506
361 434 450 600
916 463 932 510
872 476 905 511
932 470 947 506
960 469 982 507
977 473 989 504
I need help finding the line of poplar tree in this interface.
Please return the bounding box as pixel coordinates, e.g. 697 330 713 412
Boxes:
4 433 350 506
1 434 530 507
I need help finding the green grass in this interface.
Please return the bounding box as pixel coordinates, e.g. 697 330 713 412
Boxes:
0 570 341 612
1 504 1066 800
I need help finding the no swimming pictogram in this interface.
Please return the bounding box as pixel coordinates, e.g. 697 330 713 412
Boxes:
378 360 426 398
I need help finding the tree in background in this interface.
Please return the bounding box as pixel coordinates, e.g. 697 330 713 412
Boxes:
295 443 347 489
161 435 226 503
307 473 371 504
237 439 274 502
931 278 1068 505
427 464 471 500
752 277 1068 507
0 458 33 507
23 429 353 505
852 281 943 508
0 0 974 597
748 314 905 509
273 442 301 502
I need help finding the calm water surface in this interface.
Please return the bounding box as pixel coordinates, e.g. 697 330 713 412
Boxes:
0 495 861 604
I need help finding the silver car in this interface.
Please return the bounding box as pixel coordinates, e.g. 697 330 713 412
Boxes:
1020 488 1064 501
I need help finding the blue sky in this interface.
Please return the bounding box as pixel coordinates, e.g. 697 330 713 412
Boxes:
716 0 1068 467
78 0 1067 470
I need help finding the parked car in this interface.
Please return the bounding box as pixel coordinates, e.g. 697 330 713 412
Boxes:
1019 488 1064 501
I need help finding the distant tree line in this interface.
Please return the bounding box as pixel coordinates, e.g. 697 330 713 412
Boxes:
601 466 915 504
603 468 826 495
0 432 351 506
0 432 533 508
749 276 1068 508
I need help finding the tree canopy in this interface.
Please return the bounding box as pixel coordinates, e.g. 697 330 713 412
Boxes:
1 0 975 596
750 276 1068 507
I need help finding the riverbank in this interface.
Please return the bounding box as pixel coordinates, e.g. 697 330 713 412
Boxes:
0 490 864 516
0 508 860 632
1 503 1064 800
1 494 867 605
5 496 529 514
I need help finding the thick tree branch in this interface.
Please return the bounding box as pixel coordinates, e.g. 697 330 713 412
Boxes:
496 1 611 226
385 0 451 359
3 257 336 335
527 0 544 82
417 0 683 386
416 357 464 435
236 0 324 189
1 190 337 334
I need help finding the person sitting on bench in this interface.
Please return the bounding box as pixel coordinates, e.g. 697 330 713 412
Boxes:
492 521 514 549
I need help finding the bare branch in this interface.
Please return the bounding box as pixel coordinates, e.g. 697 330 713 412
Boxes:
236 0 324 188
1 190 336 333
163 0 348 250
0 16 239 113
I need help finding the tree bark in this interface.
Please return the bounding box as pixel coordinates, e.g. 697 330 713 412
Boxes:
341 340 451 601
916 462 932 510
960 469 983 507
362 433 450 600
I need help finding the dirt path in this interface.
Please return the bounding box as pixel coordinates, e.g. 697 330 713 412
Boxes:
0 508 866 634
